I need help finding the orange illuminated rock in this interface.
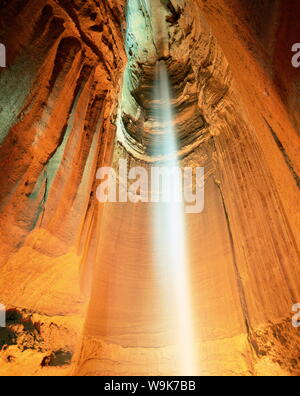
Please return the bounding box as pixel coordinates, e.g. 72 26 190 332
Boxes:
0 0 126 375
0 0 299 377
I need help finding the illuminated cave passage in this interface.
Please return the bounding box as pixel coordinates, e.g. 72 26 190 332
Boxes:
0 0 299 377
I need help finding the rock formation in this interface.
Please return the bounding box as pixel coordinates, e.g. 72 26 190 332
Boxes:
0 0 299 376
0 0 126 375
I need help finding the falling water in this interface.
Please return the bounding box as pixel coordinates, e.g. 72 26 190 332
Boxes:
152 61 197 375
151 61 177 157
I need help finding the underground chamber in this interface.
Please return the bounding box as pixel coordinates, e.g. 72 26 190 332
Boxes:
0 0 299 377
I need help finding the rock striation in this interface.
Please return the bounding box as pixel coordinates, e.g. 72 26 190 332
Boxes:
0 0 126 375
0 0 299 376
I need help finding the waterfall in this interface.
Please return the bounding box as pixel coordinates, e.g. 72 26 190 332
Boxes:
152 61 197 375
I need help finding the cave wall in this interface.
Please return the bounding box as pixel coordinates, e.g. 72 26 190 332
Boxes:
169 0 300 374
0 0 299 376
77 0 300 376
0 0 126 375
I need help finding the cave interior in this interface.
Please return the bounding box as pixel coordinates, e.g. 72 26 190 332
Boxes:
0 0 299 376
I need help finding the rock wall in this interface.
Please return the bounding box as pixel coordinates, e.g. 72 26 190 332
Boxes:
77 0 300 376
0 0 299 376
170 0 300 375
0 0 126 375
